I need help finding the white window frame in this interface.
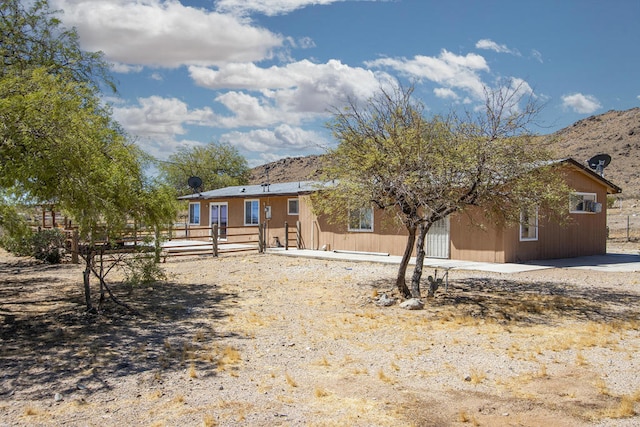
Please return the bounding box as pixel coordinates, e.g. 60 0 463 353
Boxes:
288 198 299 215
348 207 374 232
188 202 200 225
569 192 597 214
244 199 260 226
519 207 538 241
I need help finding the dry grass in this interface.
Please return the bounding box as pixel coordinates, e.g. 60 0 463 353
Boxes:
285 372 298 387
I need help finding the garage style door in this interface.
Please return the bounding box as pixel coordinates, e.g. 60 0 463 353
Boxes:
426 217 450 259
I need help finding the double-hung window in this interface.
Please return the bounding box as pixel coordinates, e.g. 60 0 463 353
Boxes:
519 207 538 241
188 202 200 225
348 207 374 232
244 199 260 225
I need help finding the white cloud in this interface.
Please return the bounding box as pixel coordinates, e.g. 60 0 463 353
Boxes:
215 0 344 16
113 96 216 138
561 93 602 114
433 88 458 100
475 39 520 56
51 0 283 68
220 124 328 153
190 59 392 127
531 49 544 64
366 50 489 99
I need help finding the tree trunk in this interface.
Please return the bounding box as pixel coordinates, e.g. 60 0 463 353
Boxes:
98 249 105 310
410 222 431 298
83 250 94 312
396 224 416 298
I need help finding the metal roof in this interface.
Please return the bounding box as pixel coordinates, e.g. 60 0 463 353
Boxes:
178 180 328 200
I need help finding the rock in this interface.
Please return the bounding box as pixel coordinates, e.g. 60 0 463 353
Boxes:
399 298 424 310
54 393 63 402
375 293 396 307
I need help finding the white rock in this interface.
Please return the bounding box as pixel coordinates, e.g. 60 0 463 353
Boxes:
399 298 424 310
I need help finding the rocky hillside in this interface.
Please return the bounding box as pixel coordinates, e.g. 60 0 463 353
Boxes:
549 108 640 196
250 108 640 196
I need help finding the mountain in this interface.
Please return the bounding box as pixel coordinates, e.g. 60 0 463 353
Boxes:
549 108 640 197
249 108 640 197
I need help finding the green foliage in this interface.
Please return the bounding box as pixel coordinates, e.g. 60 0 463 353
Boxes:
0 0 178 310
158 142 250 195
0 0 115 91
31 229 65 264
123 255 167 288
0 203 33 256
318 82 570 297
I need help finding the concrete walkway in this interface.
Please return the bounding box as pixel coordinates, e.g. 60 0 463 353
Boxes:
266 247 640 273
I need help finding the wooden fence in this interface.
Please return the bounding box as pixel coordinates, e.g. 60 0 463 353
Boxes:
57 221 303 262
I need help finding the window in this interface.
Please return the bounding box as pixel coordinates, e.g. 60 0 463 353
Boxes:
520 207 538 241
288 198 299 215
570 192 598 213
188 202 200 225
348 207 374 232
244 199 260 225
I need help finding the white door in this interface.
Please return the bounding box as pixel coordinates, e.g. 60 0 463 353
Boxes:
210 203 228 240
426 217 450 258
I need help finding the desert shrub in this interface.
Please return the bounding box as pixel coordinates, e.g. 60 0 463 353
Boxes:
123 255 167 287
0 204 34 256
31 229 66 263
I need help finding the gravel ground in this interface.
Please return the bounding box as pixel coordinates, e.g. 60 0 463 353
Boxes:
1 246 639 426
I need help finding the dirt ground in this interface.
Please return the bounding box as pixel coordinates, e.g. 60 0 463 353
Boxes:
1 244 640 427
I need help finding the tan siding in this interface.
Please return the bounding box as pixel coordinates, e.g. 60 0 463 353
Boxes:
299 196 410 254
449 211 506 263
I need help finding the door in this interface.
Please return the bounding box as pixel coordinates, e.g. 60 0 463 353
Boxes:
426 217 450 258
210 203 228 240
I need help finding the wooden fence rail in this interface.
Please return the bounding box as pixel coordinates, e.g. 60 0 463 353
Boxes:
43 220 304 262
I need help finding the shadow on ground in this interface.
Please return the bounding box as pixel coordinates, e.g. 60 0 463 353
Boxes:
0 257 241 400
361 275 640 325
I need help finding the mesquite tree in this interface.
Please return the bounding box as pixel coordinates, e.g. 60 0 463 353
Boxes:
0 0 178 311
316 82 569 298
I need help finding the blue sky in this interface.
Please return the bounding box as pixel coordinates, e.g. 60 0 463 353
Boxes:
50 0 640 167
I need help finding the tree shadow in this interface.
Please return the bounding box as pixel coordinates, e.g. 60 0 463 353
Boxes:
359 275 640 325
0 258 241 401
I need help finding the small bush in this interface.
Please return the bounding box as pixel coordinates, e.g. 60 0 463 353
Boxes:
123 255 167 287
31 229 66 263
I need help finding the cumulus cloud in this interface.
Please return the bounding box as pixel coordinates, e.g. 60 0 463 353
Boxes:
220 124 328 153
215 0 344 16
366 50 489 99
433 87 458 100
51 0 283 68
561 93 602 114
112 96 216 138
475 39 520 56
190 59 392 127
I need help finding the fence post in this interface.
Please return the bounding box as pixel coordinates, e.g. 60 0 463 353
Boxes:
154 226 161 264
296 221 301 249
284 221 289 250
212 224 219 257
71 229 79 264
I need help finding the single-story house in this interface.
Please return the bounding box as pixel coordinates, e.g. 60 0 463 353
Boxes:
178 158 621 263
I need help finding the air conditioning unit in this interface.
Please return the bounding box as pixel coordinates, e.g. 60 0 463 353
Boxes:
583 200 602 213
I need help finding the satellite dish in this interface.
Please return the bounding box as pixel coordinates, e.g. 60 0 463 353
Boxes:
587 154 611 177
187 176 203 192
